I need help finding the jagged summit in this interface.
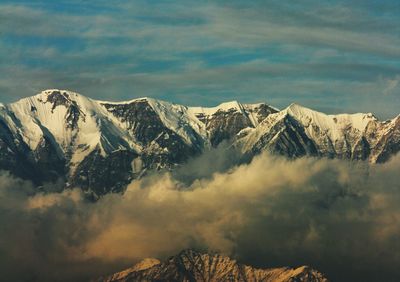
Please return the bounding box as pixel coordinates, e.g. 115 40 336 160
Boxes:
20 89 84 105
101 249 329 282
38 88 78 97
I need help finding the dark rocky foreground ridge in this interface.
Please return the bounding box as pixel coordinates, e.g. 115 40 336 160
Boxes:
1 89 399 197
99 249 328 282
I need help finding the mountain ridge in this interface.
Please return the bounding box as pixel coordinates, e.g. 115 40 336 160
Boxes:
100 249 329 282
1 89 399 197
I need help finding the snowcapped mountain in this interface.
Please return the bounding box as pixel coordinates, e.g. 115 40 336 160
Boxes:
0 89 276 197
0 89 399 197
237 103 400 162
100 249 328 282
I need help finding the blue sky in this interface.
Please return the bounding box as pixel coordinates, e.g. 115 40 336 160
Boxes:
1 0 399 118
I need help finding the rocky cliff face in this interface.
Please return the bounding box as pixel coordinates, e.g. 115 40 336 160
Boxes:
191 102 278 147
100 250 328 282
0 89 399 197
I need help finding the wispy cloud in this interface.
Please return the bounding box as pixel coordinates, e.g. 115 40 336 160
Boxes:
383 75 400 96
1 1 399 117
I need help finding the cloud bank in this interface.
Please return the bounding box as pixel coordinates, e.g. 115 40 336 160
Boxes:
1 153 400 281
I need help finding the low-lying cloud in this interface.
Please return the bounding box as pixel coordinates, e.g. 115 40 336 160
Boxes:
1 153 400 281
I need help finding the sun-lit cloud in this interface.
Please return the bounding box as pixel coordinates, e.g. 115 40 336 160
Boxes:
1 153 400 281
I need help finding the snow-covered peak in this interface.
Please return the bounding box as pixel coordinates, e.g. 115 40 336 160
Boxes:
243 102 279 112
188 100 244 116
37 88 76 99
285 102 377 135
6 89 142 162
26 89 95 108
286 102 306 112
144 97 208 145
97 96 151 105
12 89 98 113
99 96 209 146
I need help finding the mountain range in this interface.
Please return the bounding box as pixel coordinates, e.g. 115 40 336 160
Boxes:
100 249 328 282
1 89 399 197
